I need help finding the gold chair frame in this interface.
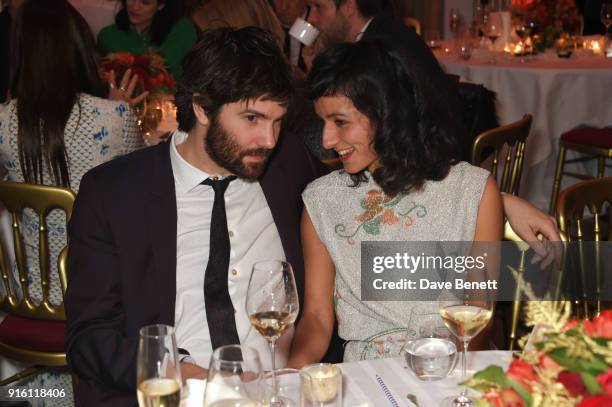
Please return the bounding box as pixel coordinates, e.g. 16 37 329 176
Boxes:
556 176 612 319
549 138 612 214
0 181 75 385
402 17 421 35
471 114 532 196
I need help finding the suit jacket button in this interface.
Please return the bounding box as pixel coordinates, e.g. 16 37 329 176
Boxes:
231 269 238 276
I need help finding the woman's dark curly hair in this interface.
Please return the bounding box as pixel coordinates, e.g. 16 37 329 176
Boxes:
308 39 461 197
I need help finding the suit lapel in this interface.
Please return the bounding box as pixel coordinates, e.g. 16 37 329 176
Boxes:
260 156 305 301
144 141 178 325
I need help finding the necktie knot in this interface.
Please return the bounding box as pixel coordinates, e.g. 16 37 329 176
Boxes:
201 176 236 195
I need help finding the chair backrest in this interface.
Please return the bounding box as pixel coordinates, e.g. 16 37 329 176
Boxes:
0 181 75 320
471 114 532 195
503 221 529 350
556 176 612 318
402 16 421 35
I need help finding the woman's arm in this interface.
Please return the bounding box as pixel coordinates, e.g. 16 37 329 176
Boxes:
475 176 504 241
470 175 503 350
287 208 336 368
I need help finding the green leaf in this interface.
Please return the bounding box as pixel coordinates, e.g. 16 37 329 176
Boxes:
461 365 509 391
580 358 609 375
580 372 604 395
363 219 381 235
507 377 533 405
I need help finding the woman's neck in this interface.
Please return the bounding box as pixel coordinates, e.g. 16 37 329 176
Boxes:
133 23 151 35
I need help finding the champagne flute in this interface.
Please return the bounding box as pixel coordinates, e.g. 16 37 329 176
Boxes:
136 324 182 407
204 345 264 407
438 273 494 407
245 260 299 406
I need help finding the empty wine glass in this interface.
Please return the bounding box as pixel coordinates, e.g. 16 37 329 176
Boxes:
483 13 503 63
602 3 612 40
246 260 299 406
262 369 302 407
136 324 182 407
204 345 264 407
449 9 462 38
403 304 457 381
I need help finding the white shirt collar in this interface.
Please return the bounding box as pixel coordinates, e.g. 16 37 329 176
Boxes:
169 130 214 193
355 17 374 42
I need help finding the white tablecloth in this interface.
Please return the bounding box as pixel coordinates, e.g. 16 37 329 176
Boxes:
437 49 612 209
339 350 512 407
186 351 512 406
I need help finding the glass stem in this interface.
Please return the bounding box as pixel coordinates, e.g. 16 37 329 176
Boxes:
461 339 470 397
270 339 278 400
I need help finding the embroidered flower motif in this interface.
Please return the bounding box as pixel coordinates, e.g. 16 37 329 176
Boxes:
93 127 108 141
335 188 427 243
115 104 127 117
380 208 398 225
100 145 109 156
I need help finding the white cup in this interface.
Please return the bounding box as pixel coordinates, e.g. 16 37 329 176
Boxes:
288 17 320 47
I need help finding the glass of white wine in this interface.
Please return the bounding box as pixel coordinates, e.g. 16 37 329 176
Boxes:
136 324 182 407
438 274 494 407
204 345 264 407
246 260 299 406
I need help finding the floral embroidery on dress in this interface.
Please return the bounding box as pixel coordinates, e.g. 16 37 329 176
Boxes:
115 103 127 117
94 127 109 141
334 188 427 244
100 145 109 156
358 328 408 360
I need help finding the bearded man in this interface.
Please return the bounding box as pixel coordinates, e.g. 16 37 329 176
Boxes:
65 27 327 407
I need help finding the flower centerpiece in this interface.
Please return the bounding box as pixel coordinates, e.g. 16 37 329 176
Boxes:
463 303 612 406
511 0 582 51
99 49 176 100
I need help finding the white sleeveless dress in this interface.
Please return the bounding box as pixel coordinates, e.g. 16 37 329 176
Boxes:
302 162 489 362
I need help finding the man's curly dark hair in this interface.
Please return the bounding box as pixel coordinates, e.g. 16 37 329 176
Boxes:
308 39 461 197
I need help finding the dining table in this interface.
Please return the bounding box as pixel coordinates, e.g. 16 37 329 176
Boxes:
185 350 513 407
435 43 612 210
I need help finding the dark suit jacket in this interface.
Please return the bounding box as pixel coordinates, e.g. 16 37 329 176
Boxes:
65 131 327 406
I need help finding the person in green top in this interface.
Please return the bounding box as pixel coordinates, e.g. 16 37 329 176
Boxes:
97 0 197 79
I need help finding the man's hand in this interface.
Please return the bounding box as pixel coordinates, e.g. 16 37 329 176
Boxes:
502 193 562 268
180 362 207 383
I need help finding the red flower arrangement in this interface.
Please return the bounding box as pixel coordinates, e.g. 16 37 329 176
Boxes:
512 0 582 50
464 309 612 406
99 50 176 98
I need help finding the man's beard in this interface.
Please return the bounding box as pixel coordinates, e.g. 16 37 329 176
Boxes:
205 115 273 181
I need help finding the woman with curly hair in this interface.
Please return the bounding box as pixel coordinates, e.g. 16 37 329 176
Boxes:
287 39 503 366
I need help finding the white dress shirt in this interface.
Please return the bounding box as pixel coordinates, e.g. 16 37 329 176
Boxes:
170 131 290 369
355 17 375 42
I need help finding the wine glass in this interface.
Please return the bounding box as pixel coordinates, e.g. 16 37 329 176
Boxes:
245 260 299 406
403 303 457 381
136 324 182 407
204 345 264 407
262 369 302 407
438 271 494 406
449 8 462 38
602 3 612 39
483 13 503 63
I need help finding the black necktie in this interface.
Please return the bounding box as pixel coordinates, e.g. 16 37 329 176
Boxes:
201 176 239 349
